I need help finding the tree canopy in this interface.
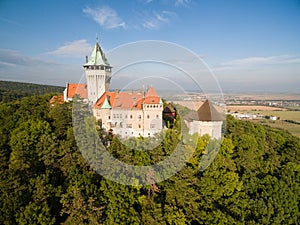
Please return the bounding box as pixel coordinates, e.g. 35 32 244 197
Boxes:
0 88 299 224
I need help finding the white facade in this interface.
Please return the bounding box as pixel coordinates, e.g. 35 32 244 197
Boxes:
94 102 163 138
85 66 111 104
188 121 223 139
184 100 223 140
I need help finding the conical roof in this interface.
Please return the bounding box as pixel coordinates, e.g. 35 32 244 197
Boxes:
85 42 110 66
197 100 223 121
101 96 112 109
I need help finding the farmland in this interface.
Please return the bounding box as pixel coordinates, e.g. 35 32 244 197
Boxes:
246 110 300 122
226 105 286 112
254 119 300 138
174 100 300 138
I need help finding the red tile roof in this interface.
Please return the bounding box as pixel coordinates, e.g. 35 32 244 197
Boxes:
50 95 64 104
143 86 161 104
67 84 88 99
94 86 161 110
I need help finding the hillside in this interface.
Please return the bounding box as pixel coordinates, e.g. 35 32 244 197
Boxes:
0 94 299 224
0 80 64 102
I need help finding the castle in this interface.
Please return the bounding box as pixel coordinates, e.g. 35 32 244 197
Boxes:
53 39 223 139
62 40 163 138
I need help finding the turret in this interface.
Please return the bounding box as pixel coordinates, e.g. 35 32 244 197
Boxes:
84 40 112 104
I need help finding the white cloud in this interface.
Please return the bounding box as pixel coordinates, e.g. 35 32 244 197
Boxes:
48 40 93 57
175 0 190 7
143 11 176 29
0 49 83 86
221 55 300 67
0 49 57 67
83 6 126 29
212 55 300 92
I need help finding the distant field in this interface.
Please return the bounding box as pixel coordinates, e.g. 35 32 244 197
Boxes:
174 101 300 138
174 101 287 112
286 106 300 111
226 105 286 111
253 120 300 139
247 110 300 122
242 110 300 138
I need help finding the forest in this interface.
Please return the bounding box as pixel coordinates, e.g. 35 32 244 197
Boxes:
0 82 299 225
0 80 64 102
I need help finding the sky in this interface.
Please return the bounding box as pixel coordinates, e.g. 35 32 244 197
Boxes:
0 0 300 93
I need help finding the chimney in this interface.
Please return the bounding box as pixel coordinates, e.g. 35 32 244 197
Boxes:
85 56 88 63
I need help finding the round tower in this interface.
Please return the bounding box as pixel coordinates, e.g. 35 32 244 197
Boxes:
84 40 112 104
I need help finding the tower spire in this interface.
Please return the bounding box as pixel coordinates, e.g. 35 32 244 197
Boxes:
96 32 99 42
84 36 112 104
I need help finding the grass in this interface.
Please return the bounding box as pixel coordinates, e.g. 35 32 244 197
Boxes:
286 106 300 111
253 119 300 139
242 109 300 138
247 110 300 122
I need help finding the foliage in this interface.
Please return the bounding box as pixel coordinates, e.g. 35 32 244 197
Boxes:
0 90 299 224
0 80 64 102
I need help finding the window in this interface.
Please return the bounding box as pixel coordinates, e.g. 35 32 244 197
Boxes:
138 115 141 119
147 115 150 119
125 115 127 119
113 114 115 118
151 124 155 128
138 124 141 128
127 124 132 128
130 115 133 119
156 115 159 118
120 114 122 118
108 116 111 119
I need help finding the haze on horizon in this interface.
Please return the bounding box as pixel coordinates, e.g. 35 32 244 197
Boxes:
0 0 299 93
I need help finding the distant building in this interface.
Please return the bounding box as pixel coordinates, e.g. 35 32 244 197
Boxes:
163 103 176 119
184 100 223 139
63 83 88 102
163 103 177 127
62 39 163 138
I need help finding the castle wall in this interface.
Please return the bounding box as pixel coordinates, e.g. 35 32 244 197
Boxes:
189 121 223 139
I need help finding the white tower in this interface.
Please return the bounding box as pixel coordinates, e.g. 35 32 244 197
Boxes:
84 40 112 104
